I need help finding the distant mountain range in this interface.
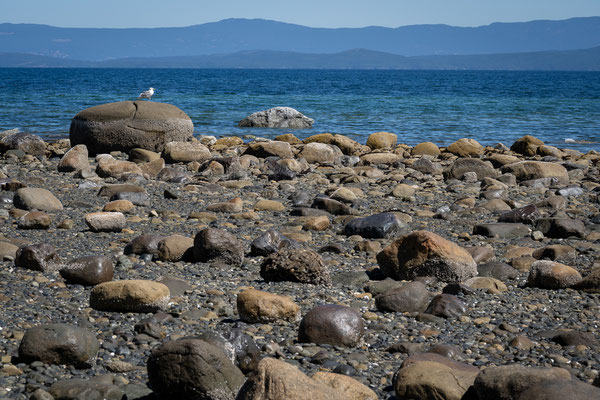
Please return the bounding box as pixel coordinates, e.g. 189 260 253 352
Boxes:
1 46 600 71
1 17 600 70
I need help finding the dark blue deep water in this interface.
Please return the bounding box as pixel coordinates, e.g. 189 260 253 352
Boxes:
1 68 599 152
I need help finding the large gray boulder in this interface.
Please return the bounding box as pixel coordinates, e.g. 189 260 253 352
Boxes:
70 101 193 154
239 107 314 129
0 130 46 156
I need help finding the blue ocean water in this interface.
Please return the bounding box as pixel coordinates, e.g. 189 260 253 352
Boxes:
1 68 599 152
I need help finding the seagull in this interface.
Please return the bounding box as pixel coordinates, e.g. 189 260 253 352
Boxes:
138 87 155 101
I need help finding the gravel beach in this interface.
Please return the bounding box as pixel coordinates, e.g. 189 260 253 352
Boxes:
0 104 599 399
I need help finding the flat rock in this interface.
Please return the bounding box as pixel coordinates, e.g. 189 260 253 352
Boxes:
84 212 125 232
70 101 194 154
477 261 519 281
375 281 431 313
501 161 569 183
90 280 170 313
163 141 211 163
49 377 123 400
519 380 600 400
473 223 531 238
13 187 63 211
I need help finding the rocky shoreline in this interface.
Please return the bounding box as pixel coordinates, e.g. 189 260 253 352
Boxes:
0 103 600 399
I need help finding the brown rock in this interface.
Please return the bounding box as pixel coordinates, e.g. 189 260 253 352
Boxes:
13 188 63 212
237 289 300 323
501 161 569 183
103 200 135 213
163 141 211 163
446 138 484 157
206 197 243 213
157 235 194 262
377 230 477 282
312 372 378 400
261 248 330 285
298 304 364 347
527 260 582 289
18 211 51 229
510 135 544 156
366 131 397 149
412 142 440 156
244 141 293 159
90 280 170 312
84 212 125 232
59 255 114 286
254 199 285 212
57 144 89 172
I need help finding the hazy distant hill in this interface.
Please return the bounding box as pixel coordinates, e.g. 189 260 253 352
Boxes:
2 46 599 70
1 17 600 61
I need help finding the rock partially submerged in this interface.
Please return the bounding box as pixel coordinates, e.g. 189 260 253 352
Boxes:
239 107 314 129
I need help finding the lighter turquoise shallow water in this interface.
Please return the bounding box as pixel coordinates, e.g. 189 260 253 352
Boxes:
1 68 599 152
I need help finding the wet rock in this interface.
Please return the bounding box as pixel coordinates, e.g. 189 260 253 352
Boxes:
239 107 314 129
424 294 466 318
18 323 99 368
375 281 431 313
90 280 170 313
60 255 114 286
298 304 364 347
70 101 194 154
147 338 245 400
193 227 244 267
527 260 582 289
13 187 63 211
237 289 300 323
344 212 405 239
473 365 571 400
250 230 298 256
15 243 60 272
261 248 331 285
377 230 477 282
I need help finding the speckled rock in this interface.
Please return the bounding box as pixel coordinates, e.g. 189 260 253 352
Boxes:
84 211 126 233
527 260 582 289
193 227 244 267
261 248 331 285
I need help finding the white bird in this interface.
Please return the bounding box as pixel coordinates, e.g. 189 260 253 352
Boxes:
138 87 155 101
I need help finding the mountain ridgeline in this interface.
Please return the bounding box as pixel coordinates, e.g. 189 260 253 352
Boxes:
1 17 600 70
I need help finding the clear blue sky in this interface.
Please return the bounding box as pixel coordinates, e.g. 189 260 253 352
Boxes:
2 0 600 28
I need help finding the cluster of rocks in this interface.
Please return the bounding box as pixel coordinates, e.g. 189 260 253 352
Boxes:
0 102 599 399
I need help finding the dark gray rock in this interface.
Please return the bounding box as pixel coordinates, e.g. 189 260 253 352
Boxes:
260 248 330 285
49 376 123 400
238 107 313 129
474 365 571 400
18 323 99 368
250 230 298 257
193 228 244 267
375 281 431 313
197 329 261 374
477 261 519 281
147 338 245 400
535 218 587 239
498 204 540 224
311 196 356 215
59 255 114 286
70 101 194 154
97 184 146 198
446 158 497 180
0 131 46 156
518 380 600 400
124 234 166 256
473 223 531 238
298 304 364 347
551 331 599 347
364 280 406 297
441 283 476 296
344 212 406 239
14 243 61 272
424 294 466 318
